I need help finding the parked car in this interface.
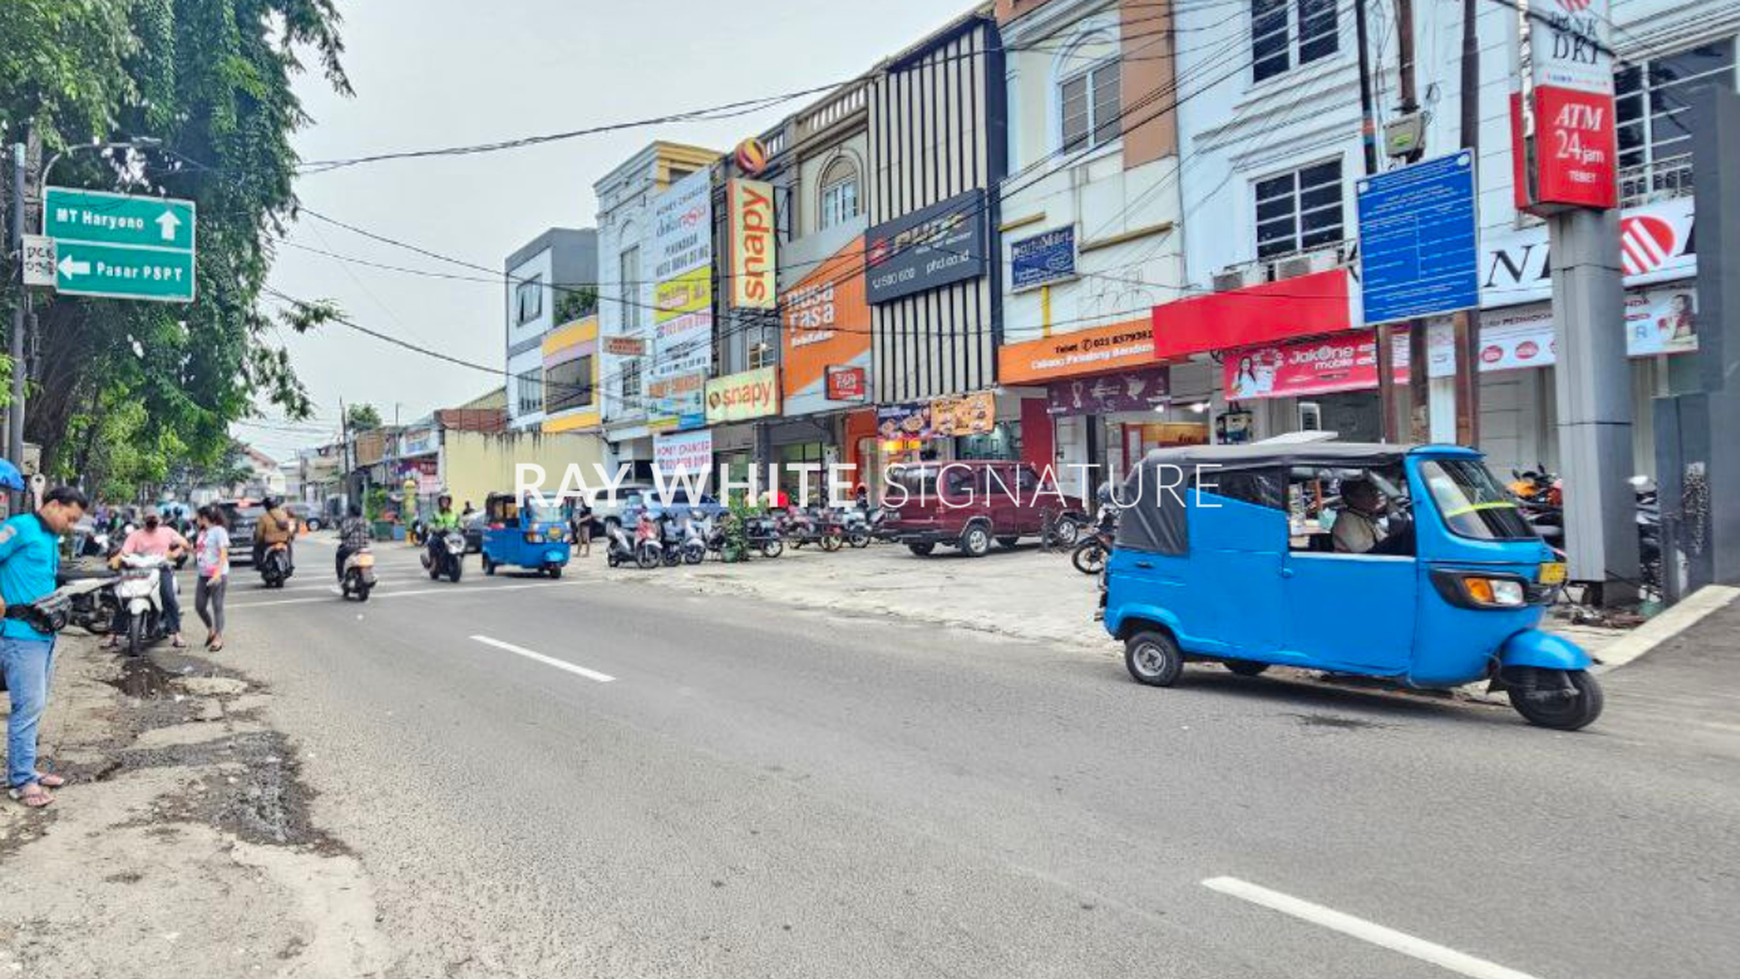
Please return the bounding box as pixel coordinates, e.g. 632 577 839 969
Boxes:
882 460 1087 557
216 501 264 564
286 502 322 531
588 483 655 533
462 512 486 554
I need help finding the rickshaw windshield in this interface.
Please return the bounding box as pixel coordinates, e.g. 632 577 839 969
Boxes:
1419 459 1536 540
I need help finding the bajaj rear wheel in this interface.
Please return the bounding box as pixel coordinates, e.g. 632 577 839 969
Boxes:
1125 630 1183 687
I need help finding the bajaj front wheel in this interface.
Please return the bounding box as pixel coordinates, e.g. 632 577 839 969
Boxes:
1125 630 1183 687
1509 669 1603 731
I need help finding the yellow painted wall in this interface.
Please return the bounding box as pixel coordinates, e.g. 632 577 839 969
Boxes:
542 315 602 433
441 430 605 508
542 315 598 356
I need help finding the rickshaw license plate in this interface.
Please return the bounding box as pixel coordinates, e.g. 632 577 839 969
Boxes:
1538 562 1567 585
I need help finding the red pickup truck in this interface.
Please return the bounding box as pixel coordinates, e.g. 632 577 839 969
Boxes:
882 460 1087 557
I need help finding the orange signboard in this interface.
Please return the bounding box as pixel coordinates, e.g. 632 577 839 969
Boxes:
781 235 872 413
997 319 1157 385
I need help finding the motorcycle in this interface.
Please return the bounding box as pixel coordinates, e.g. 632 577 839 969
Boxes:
680 511 710 565
1071 506 1119 576
115 552 172 656
53 566 121 635
340 546 377 601
603 519 638 568
839 506 880 548
423 528 465 583
633 511 664 570
259 540 294 588
745 514 784 558
779 507 843 551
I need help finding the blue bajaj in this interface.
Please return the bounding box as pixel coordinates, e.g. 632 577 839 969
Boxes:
1102 443 1602 730
480 492 571 578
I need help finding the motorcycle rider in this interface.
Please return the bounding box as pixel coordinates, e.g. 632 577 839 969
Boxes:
104 511 189 650
336 504 371 582
255 496 296 571
422 492 461 570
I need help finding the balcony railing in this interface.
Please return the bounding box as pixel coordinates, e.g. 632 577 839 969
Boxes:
1620 155 1693 208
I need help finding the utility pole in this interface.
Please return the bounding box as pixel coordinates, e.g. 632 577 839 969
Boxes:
1358 0 1402 442
1394 0 1430 443
1452 0 1482 445
7 134 29 499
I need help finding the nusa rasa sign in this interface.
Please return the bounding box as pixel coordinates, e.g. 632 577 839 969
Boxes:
1479 196 1695 308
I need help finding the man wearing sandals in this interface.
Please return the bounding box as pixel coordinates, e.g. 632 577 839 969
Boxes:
0 485 89 808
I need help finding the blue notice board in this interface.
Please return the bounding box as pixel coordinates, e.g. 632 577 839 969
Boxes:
1011 226 1076 290
1355 152 1479 325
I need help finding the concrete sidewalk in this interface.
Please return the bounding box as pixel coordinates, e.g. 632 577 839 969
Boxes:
566 541 1631 662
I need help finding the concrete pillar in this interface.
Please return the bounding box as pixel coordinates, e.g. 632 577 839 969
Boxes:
1549 206 1639 599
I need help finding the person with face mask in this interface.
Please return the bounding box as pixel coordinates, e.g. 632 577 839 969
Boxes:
105 510 191 649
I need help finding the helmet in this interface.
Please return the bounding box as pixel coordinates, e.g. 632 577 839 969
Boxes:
437 491 453 507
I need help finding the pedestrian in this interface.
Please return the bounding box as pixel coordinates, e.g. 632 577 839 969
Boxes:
193 505 230 652
571 496 593 558
0 485 89 808
103 511 191 650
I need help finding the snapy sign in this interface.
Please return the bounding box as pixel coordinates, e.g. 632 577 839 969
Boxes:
704 367 780 423
43 187 197 302
728 178 777 309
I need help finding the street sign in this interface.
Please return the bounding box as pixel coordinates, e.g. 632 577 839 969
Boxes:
21 235 56 288
42 186 196 302
1010 226 1076 290
1355 152 1479 326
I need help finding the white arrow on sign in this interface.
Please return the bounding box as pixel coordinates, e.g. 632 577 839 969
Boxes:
156 210 182 241
58 255 92 278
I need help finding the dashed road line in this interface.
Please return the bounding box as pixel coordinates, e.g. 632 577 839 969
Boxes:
469 635 616 683
1201 877 1541 979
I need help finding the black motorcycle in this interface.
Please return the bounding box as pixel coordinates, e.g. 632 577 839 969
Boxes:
1071 507 1119 575
424 528 465 583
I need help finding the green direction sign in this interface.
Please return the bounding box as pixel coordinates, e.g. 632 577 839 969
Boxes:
43 186 196 302
53 240 196 302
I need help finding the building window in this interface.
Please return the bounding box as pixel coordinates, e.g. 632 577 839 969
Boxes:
544 356 593 414
514 276 543 326
1255 159 1343 259
1251 0 1340 84
618 247 641 330
620 360 642 406
1617 40 1736 201
515 370 543 417
748 339 776 371
1060 60 1121 152
818 157 860 230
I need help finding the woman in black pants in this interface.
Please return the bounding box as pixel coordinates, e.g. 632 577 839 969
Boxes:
193 506 231 651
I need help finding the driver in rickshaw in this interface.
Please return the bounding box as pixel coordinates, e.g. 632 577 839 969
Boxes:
1333 478 1388 554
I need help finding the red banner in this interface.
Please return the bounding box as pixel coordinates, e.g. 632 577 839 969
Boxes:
1152 269 1352 361
1223 330 1411 400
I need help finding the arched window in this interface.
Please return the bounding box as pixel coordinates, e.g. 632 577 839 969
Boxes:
818 155 861 230
1053 26 1121 152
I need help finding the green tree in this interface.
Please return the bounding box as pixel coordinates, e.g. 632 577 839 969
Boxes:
345 403 382 432
554 284 598 324
2 0 351 499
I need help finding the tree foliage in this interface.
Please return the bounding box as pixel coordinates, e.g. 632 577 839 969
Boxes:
345 402 381 432
1 0 350 499
554 284 598 324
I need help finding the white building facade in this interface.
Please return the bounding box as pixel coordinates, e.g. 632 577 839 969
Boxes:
503 228 598 432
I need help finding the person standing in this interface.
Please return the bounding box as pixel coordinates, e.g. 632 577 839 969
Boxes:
193 506 230 652
570 496 593 558
0 485 89 808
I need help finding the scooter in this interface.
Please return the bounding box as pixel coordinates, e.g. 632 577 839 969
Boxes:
681 511 710 565
655 512 685 567
839 507 878 548
115 552 172 656
259 540 294 588
52 566 121 635
745 514 784 558
1071 506 1119 575
633 511 664 570
340 546 377 601
423 528 465 583
604 520 639 568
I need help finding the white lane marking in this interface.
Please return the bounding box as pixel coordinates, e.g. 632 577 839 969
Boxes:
470 635 615 683
226 579 581 609
1201 877 1541 979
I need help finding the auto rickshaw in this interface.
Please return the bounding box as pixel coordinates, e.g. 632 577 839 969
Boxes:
479 492 571 578
1101 442 1602 730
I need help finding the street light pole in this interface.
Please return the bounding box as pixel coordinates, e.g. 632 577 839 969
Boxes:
8 136 28 488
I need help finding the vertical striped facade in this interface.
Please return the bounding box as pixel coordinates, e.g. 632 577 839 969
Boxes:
866 12 1006 402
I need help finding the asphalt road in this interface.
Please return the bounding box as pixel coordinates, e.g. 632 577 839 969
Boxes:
211 539 1740 979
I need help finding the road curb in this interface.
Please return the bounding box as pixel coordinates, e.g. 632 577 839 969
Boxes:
1592 584 1740 674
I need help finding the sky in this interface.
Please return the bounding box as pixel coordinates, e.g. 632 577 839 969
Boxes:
249 0 964 461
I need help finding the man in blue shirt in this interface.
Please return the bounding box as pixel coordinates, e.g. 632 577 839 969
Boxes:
0 485 88 808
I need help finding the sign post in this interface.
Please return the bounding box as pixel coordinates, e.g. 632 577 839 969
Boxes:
42 187 197 303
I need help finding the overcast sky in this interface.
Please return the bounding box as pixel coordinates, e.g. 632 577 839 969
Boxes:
250 0 961 461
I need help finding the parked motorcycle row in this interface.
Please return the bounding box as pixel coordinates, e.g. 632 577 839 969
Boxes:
1510 466 1663 592
602 505 894 571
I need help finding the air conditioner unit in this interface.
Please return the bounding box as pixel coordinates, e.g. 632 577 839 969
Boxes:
1212 269 1248 293
1298 402 1323 431
1271 247 1342 282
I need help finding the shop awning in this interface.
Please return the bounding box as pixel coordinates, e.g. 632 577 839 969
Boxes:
1150 268 1353 360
